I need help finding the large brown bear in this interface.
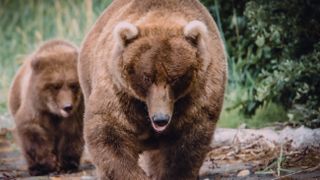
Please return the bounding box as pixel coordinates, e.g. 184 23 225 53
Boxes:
79 0 227 179
8 40 84 176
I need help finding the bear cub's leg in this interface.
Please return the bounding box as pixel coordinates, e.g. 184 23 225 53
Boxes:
58 134 83 172
18 124 58 176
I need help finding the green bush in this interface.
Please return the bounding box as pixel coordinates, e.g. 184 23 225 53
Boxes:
202 0 320 127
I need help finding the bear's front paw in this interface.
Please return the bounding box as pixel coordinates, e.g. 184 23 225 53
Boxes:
28 154 58 176
28 163 57 176
59 156 80 173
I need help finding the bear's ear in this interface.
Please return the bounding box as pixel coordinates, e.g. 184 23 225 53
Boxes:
183 20 208 46
31 56 46 73
113 21 139 48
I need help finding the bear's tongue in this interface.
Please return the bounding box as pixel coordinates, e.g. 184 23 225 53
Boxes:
60 109 70 118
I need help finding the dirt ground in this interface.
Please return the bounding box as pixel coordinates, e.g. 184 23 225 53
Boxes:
1 127 320 180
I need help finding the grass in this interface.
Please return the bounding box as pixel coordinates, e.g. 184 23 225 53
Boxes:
218 87 288 128
0 0 288 128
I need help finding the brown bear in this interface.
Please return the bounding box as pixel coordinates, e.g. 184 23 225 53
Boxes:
79 0 227 179
8 40 84 176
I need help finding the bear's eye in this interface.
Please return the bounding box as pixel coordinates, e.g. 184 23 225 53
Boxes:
126 65 135 75
69 83 79 92
143 73 153 85
47 84 61 91
171 70 194 97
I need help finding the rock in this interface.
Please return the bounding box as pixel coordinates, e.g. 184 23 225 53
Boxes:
237 169 250 177
279 126 320 149
80 176 96 180
212 127 320 150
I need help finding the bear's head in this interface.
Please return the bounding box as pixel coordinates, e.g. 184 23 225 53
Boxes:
111 21 209 132
30 42 82 118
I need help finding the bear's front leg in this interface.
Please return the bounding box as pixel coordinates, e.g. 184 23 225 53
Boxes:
58 132 84 173
85 114 149 180
17 123 58 176
157 124 214 180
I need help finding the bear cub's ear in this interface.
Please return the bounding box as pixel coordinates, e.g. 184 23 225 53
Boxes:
113 21 139 48
184 20 208 46
31 56 47 73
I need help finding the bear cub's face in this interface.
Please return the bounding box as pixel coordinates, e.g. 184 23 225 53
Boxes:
31 51 81 118
113 21 209 132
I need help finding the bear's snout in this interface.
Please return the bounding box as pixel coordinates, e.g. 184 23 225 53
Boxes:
152 113 170 126
146 84 174 132
63 104 73 113
60 103 73 118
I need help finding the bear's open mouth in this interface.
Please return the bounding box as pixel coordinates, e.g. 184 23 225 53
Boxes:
60 109 70 118
150 113 171 132
151 120 170 132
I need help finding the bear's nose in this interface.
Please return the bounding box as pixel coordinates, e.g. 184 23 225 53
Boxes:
151 113 170 127
63 104 73 113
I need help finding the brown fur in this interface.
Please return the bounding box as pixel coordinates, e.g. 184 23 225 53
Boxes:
8 40 84 176
79 0 227 179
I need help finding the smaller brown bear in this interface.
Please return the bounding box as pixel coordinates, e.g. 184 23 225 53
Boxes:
8 40 84 176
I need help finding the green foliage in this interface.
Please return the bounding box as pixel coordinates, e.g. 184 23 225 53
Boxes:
259 46 320 127
244 0 320 127
202 0 320 127
219 89 288 128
